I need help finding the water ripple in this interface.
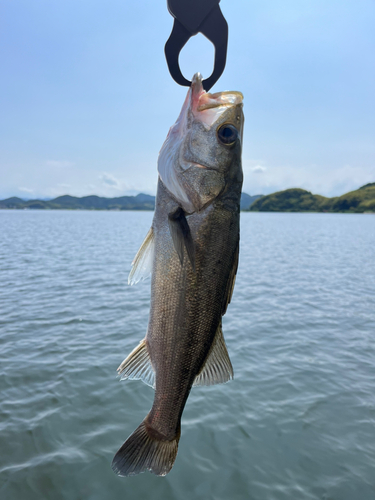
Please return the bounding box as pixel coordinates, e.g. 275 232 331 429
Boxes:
1 211 375 499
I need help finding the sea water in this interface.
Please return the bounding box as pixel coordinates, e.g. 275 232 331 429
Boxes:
1 210 375 500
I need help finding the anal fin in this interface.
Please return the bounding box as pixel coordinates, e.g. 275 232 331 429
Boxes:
117 339 155 389
193 322 233 386
168 207 195 270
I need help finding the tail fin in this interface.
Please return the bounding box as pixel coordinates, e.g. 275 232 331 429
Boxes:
111 418 179 477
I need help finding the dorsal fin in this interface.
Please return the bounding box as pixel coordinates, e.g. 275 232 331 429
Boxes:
117 339 155 389
193 322 233 386
128 227 155 286
168 207 195 270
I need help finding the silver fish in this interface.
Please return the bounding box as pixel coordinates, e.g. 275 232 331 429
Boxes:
112 73 244 476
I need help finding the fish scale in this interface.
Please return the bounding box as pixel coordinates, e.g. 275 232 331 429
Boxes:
147 184 236 437
112 73 244 476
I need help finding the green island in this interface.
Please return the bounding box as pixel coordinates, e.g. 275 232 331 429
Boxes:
248 183 375 213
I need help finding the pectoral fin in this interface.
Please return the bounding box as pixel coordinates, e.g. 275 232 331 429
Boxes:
117 339 155 389
168 207 195 270
128 227 155 286
193 322 233 386
221 240 239 315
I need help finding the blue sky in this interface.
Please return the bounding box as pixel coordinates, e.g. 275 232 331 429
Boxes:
1 0 374 199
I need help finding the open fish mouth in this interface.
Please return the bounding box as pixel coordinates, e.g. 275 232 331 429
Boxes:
190 74 243 127
197 91 244 112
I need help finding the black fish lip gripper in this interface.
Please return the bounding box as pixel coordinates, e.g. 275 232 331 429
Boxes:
165 0 228 92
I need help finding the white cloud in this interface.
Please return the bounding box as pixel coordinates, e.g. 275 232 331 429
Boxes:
18 187 34 193
252 165 266 173
99 173 120 188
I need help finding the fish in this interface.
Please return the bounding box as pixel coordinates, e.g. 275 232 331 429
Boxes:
112 73 244 477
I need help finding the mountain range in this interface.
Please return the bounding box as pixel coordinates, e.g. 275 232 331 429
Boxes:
0 192 261 211
1 184 374 212
0 193 156 211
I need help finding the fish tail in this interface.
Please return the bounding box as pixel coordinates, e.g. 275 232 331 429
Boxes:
111 418 179 477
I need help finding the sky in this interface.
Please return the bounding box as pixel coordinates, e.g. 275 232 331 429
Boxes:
1 0 374 199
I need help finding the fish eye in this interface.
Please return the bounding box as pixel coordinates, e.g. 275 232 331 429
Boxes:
217 124 238 146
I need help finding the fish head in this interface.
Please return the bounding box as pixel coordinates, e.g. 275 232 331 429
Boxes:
158 73 244 213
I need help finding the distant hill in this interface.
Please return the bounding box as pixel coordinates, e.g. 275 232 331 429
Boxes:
0 197 25 207
249 184 375 213
0 193 156 211
0 192 259 211
240 193 263 210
